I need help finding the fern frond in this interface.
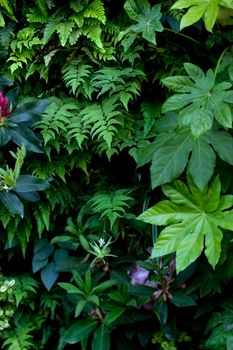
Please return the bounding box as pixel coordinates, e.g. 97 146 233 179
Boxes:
43 8 65 44
16 219 32 256
91 67 146 108
57 20 74 46
26 7 48 23
0 8 5 26
34 0 48 17
88 189 134 229
84 0 106 24
83 22 104 49
34 202 51 237
14 275 39 306
62 60 93 97
34 208 44 237
80 98 122 149
0 0 13 16
45 181 76 212
35 97 80 144
30 158 67 182
2 312 44 350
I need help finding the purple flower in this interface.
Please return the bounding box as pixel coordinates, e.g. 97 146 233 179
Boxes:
129 264 149 285
0 91 10 121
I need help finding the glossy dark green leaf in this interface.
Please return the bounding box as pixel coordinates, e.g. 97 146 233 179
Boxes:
7 128 43 153
92 325 110 350
15 175 51 192
0 191 24 217
32 256 48 273
41 262 59 291
64 319 98 344
10 99 51 124
0 128 11 146
170 292 196 307
104 307 126 325
17 191 40 202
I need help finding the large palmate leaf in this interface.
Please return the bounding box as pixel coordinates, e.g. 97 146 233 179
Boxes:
162 63 233 137
137 177 233 273
124 0 163 44
171 0 233 32
136 114 233 190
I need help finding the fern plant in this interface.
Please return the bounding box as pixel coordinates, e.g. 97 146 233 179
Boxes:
87 188 134 231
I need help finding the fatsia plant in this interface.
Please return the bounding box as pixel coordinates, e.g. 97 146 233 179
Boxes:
162 63 233 137
123 0 163 45
136 113 233 190
137 176 233 273
171 0 233 32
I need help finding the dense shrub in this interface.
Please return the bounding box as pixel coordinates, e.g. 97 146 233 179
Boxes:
0 0 233 349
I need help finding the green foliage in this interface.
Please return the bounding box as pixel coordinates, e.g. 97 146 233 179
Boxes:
162 63 233 137
138 177 233 272
136 120 233 190
123 0 163 45
171 0 233 32
204 301 233 349
0 1 233 349
88 189 134 230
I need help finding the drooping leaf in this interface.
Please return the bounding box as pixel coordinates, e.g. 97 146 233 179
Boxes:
15 175 51 192
137 177 233 273
41 262 59 291
0 191 24 217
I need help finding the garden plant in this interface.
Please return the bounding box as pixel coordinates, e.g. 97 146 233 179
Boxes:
0 0 233 349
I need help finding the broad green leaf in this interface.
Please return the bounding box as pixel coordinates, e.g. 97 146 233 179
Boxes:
64 319 98 344
41 262 59 291
171 0 224 31
136 133 169 167
104 307 126 325
162 63 233 136
170 292 196 307
180 4 207 30
150 129 193 188
15 175 51 192
92 325 110 350
189 138 216 191
203 2 219 32
0 191 24 217
162 75 194 92
204 130 233 165
58 282 85 296
75 300 87 318
138 177 233 272
92 280 118 294
124 0 163 45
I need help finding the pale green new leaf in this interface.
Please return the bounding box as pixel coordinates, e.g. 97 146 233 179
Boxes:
171 0 229 32
137 177 233 273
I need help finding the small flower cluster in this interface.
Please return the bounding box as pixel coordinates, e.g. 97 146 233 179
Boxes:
0 277 15 331
88 237 116 267
0 91 10 124
128 257 185 304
